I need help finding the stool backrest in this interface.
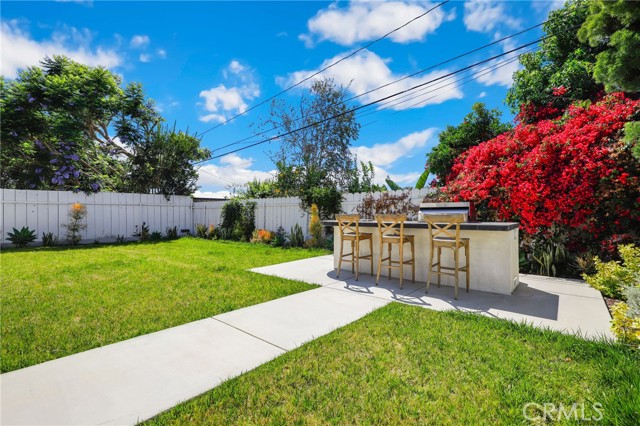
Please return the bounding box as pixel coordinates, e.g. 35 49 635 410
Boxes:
423 213 465 244
336 214 361 236
375 214 407 239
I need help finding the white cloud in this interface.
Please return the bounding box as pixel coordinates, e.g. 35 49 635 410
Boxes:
196 154 274 192
478 91 487 98
532 0 565 16
157 48 167 59
139 53 151 63
463 0 521 33
0 20 122 79
199 60 260 123
278 50 463 110
130 34 150 48
351 128 437 168
193 190 231 199
302 1 454 47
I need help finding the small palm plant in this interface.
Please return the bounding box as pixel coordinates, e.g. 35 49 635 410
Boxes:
7 226 37 247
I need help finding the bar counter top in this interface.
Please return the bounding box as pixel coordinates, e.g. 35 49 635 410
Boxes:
322 220 519 232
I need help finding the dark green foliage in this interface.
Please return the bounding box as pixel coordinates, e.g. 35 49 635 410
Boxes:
195 224 208 239
624 121 640 161
578 0 640 92
415 169 429 189
385 176 402 191
299 186 343 220
506 0 603 113
289 223 305 248
41 232 57 247
115 235 126 244
271 226 288 248
135 222 150 241
166 226 178 240
149 231 163 242
347 161 386 193
0 55 210 197
426 103 512 183
219 200 256 241
7 227 36 248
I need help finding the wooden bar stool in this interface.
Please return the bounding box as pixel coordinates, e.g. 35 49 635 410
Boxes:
336 214 373 281
424 214 470 299
375 214 415 289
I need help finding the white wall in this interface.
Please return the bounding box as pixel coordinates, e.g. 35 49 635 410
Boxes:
1 188 433 243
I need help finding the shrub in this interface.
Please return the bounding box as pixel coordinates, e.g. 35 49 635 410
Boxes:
610 302 640 347
219 200 256 241
7 226 36 248
115 235 126 244
289 223 305 248
251 229 274 244
195 223 208 239
166 226 179 240
149 231 163 241
271 226 288 248
584 244 640 299
307 204 324 248
356 190 419 220
64 203 87 245
42 232 57 247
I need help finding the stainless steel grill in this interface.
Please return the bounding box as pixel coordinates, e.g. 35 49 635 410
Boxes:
418 202 475 222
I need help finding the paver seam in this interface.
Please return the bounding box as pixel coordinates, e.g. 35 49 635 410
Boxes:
210 317 288 352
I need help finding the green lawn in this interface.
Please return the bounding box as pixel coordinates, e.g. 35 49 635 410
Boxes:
1 238 326 373
144 303 639 426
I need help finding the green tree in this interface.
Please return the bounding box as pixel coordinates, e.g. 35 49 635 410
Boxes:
578 0 640 92
347 161 387 193
260 78 361 218
0 55 210 197
425 103 511 184
506 0 602 113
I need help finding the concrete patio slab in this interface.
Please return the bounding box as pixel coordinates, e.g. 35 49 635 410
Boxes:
215 287 389 351
252 257 613 340
250 255 340 287
1 318 284 426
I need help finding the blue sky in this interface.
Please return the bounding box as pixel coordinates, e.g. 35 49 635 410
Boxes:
1 0 562 197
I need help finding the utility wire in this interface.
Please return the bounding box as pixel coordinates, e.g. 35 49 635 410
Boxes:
206 20 549 154
198 0 450 136
195 36 548 164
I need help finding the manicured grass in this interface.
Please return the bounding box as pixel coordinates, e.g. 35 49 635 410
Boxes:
1 238 327 373
144 303 639 426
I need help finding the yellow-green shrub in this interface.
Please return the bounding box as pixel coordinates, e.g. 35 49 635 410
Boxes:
307 204 324 248
583 244 640 299
611 302 640 348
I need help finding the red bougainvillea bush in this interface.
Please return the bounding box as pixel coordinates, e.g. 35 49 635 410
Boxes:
443 93 640 273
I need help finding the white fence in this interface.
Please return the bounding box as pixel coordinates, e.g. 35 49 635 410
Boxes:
1 188 433 244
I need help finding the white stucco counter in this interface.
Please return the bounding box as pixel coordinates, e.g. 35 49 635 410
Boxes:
324 220 520 295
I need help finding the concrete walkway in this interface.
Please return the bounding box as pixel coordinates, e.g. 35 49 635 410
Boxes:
252 255 613 339
1 255 612 425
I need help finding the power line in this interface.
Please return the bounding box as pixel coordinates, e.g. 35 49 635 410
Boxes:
198 0 450 137
195 36 548 164
206 20 549 154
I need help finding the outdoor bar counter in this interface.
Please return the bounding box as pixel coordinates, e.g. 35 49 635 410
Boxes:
323 220 520 295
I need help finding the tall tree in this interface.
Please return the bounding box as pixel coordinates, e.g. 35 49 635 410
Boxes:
506 0 602 115
425 103 511 184
578 0 640 92
260 78 360 218
1 55 210 196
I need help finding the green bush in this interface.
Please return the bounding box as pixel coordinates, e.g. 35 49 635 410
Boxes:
7 226 37 248
271 226 288 248
307 204 325 248
42 232 57 247
289 223 305 248
219 200 256 242
584 244 640 299
166 226 179 240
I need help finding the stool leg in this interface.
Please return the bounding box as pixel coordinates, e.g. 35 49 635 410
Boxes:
410 240 415 283
399 241 404 289
355 239 360 281
351 240 355 274
426 242 433 294
387 243 392 280
369 237 374 276
454 248 459 300
376 239 383 285
466 244 470 293
337 238 344 278
437 247 442 288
